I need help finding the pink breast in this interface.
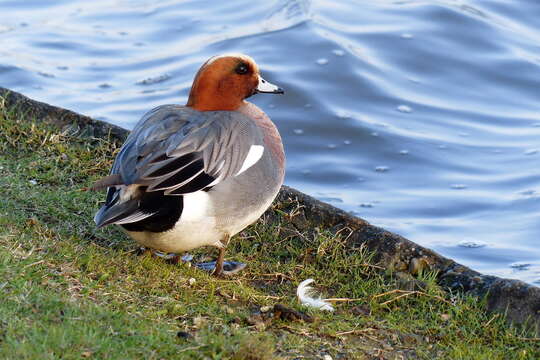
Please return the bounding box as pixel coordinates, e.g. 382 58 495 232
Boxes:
238 102 285 180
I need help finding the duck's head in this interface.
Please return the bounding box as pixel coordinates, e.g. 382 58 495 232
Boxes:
186 53 283 111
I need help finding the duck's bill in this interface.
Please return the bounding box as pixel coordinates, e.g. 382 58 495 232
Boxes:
256 76 284 94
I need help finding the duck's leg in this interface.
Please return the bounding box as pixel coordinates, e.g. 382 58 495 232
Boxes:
212 247 227 277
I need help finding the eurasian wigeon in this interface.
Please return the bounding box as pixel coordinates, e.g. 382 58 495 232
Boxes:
93 54 285 276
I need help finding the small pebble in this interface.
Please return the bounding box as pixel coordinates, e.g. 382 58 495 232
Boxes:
29 179 38 185
193 316 205 328
188 278 196 286
176 331 192 339
440 314 451 321
260 306 272 313
323 355 333 360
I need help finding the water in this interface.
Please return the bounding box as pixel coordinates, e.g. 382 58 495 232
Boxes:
1 0 540 284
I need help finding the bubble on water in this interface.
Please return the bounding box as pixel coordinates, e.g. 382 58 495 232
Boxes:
458 240 486 248
458 132 469 137
56 66 69 70
438 145 447 150
524 149 539 155
371 132 379 137
399 149 409 155
510 262 531 271
293 129 304 135
268 104 276 108
99 83 112 89
343 140 351 145
20 22 28 27
136 73 171 85
134 42 146 47
450 184 467 190
357 177 365 182
316 58 329 65
327 144 337 149
118 31 128 36
359 203 374 208
375 166 389 172
304 103 312 108
492 149 502 154
332 49 345 56
301 169 312 175
400 33 414 39
38 72 55 78
397 104 412 113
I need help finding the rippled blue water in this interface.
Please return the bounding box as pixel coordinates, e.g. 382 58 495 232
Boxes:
1 0 539 283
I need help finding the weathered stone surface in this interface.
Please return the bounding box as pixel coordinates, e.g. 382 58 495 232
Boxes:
2 86 539 332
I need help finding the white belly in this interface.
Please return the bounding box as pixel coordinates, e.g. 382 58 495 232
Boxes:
126 191 223 253
124 175 280 254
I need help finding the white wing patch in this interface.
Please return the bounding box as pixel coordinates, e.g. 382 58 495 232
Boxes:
236 145 264 176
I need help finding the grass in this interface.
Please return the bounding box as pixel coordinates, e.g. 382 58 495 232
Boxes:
0 102 539 359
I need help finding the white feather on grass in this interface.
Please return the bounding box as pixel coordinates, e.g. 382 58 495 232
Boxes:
296 279 334 312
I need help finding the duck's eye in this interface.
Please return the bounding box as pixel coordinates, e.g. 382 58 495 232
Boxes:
235 63 249 75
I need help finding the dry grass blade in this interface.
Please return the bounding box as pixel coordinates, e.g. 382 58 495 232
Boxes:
374 289 453 306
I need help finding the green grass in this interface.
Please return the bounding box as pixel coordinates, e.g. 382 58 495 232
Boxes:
0 103 538 359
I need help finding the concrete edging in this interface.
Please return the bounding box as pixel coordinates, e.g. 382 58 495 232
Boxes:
2 86 539 331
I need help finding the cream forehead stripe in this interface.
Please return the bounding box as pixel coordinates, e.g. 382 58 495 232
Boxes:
204 53 256 67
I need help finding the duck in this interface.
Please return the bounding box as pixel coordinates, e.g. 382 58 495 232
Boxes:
92 54 285 276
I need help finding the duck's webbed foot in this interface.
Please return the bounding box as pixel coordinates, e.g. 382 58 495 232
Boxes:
196 236 246 276
195 259 246 276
